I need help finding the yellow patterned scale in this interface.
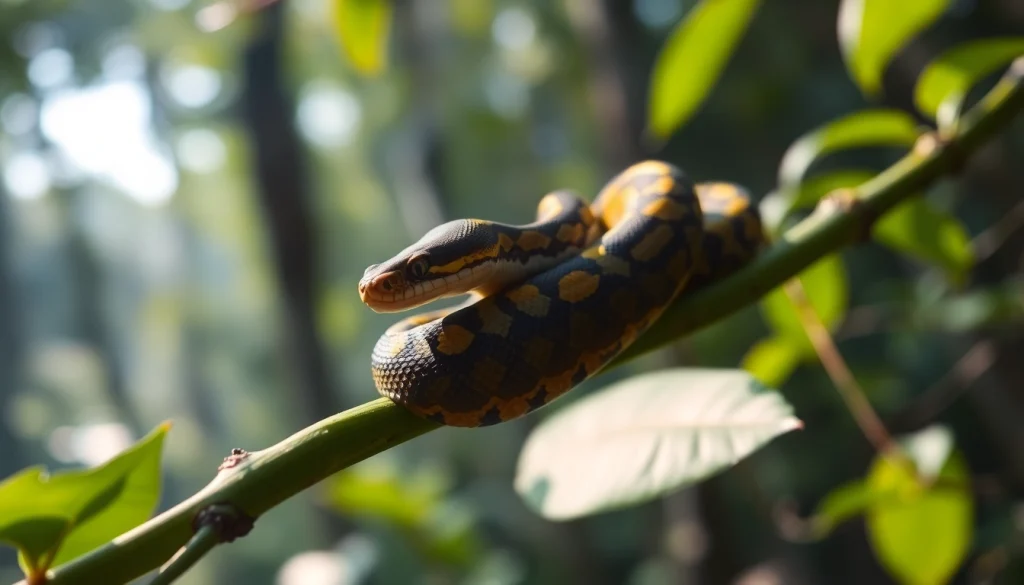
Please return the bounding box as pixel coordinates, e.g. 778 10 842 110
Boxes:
359 161 763 427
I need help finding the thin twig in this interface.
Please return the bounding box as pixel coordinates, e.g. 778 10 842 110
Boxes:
890 340 997 430
783 279 896 455
149 526 219 585
972 198 1024 262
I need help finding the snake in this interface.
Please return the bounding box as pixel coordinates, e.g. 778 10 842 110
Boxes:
358 160 763 427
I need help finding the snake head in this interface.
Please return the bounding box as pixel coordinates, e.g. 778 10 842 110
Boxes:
358 220 503 313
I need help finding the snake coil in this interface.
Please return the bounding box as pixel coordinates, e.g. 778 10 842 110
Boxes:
359 161 763 427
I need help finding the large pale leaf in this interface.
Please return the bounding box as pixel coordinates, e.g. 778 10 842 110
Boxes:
333 0 392 76
647 0 762 138
838 0 950 96
915 37 1024 119
778 110 919 189
0 424 167 573
873 198 972 286
760 254 848 350
866 426 971 585
515 369 801 520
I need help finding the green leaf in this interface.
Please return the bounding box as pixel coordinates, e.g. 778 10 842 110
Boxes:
760 254 848 349
742 335 803 387
866 427 971 585
838 0 950 96
4 516 70 573
332 0 392 76
0 424 168 572
915 38 1024 119
514 369 802 520
52 427 167 567
778 110 919 189
647 0 762 138
813 480 875 536
812 427 961 540
873 198 973 286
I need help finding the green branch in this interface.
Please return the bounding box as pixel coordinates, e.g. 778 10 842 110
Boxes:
615 57 1024 364
26 58 1024 585
33 400 438 585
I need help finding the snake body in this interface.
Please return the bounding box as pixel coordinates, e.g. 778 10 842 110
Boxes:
359 161 763 427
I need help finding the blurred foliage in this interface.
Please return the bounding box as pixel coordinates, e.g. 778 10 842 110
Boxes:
873 197 973 286
0 0 1022 584
838 0 951 95
814 426 973 585
915 37 1024 119
332 0 392 76
326 461 483 568
647 0 761 138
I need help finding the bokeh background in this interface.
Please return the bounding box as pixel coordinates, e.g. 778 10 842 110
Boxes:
1 0 1024 583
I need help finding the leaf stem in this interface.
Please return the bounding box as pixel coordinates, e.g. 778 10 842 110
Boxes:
18 57 1024 585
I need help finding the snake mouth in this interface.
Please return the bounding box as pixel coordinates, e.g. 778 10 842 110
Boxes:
358 264 492 313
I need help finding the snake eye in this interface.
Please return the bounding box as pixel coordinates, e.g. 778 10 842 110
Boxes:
407 256 430 279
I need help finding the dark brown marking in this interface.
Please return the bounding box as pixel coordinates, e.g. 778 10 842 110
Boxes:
524 337 553 370
472 357 506 395
570 312 599 348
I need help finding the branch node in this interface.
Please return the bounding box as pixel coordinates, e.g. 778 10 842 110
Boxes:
218 448 250 471
191 504 255 543
815 188 874 242
915 131 966 176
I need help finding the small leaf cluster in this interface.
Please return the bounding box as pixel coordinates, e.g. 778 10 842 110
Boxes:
0 425 167 583
813 426 972 585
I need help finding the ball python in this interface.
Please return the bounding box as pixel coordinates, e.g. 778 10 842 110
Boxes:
359 160 763 427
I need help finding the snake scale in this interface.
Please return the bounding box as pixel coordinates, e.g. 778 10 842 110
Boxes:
359 161 764 427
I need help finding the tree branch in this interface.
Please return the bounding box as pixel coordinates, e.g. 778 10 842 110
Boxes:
25 58 1024 585
614 57 1024 365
